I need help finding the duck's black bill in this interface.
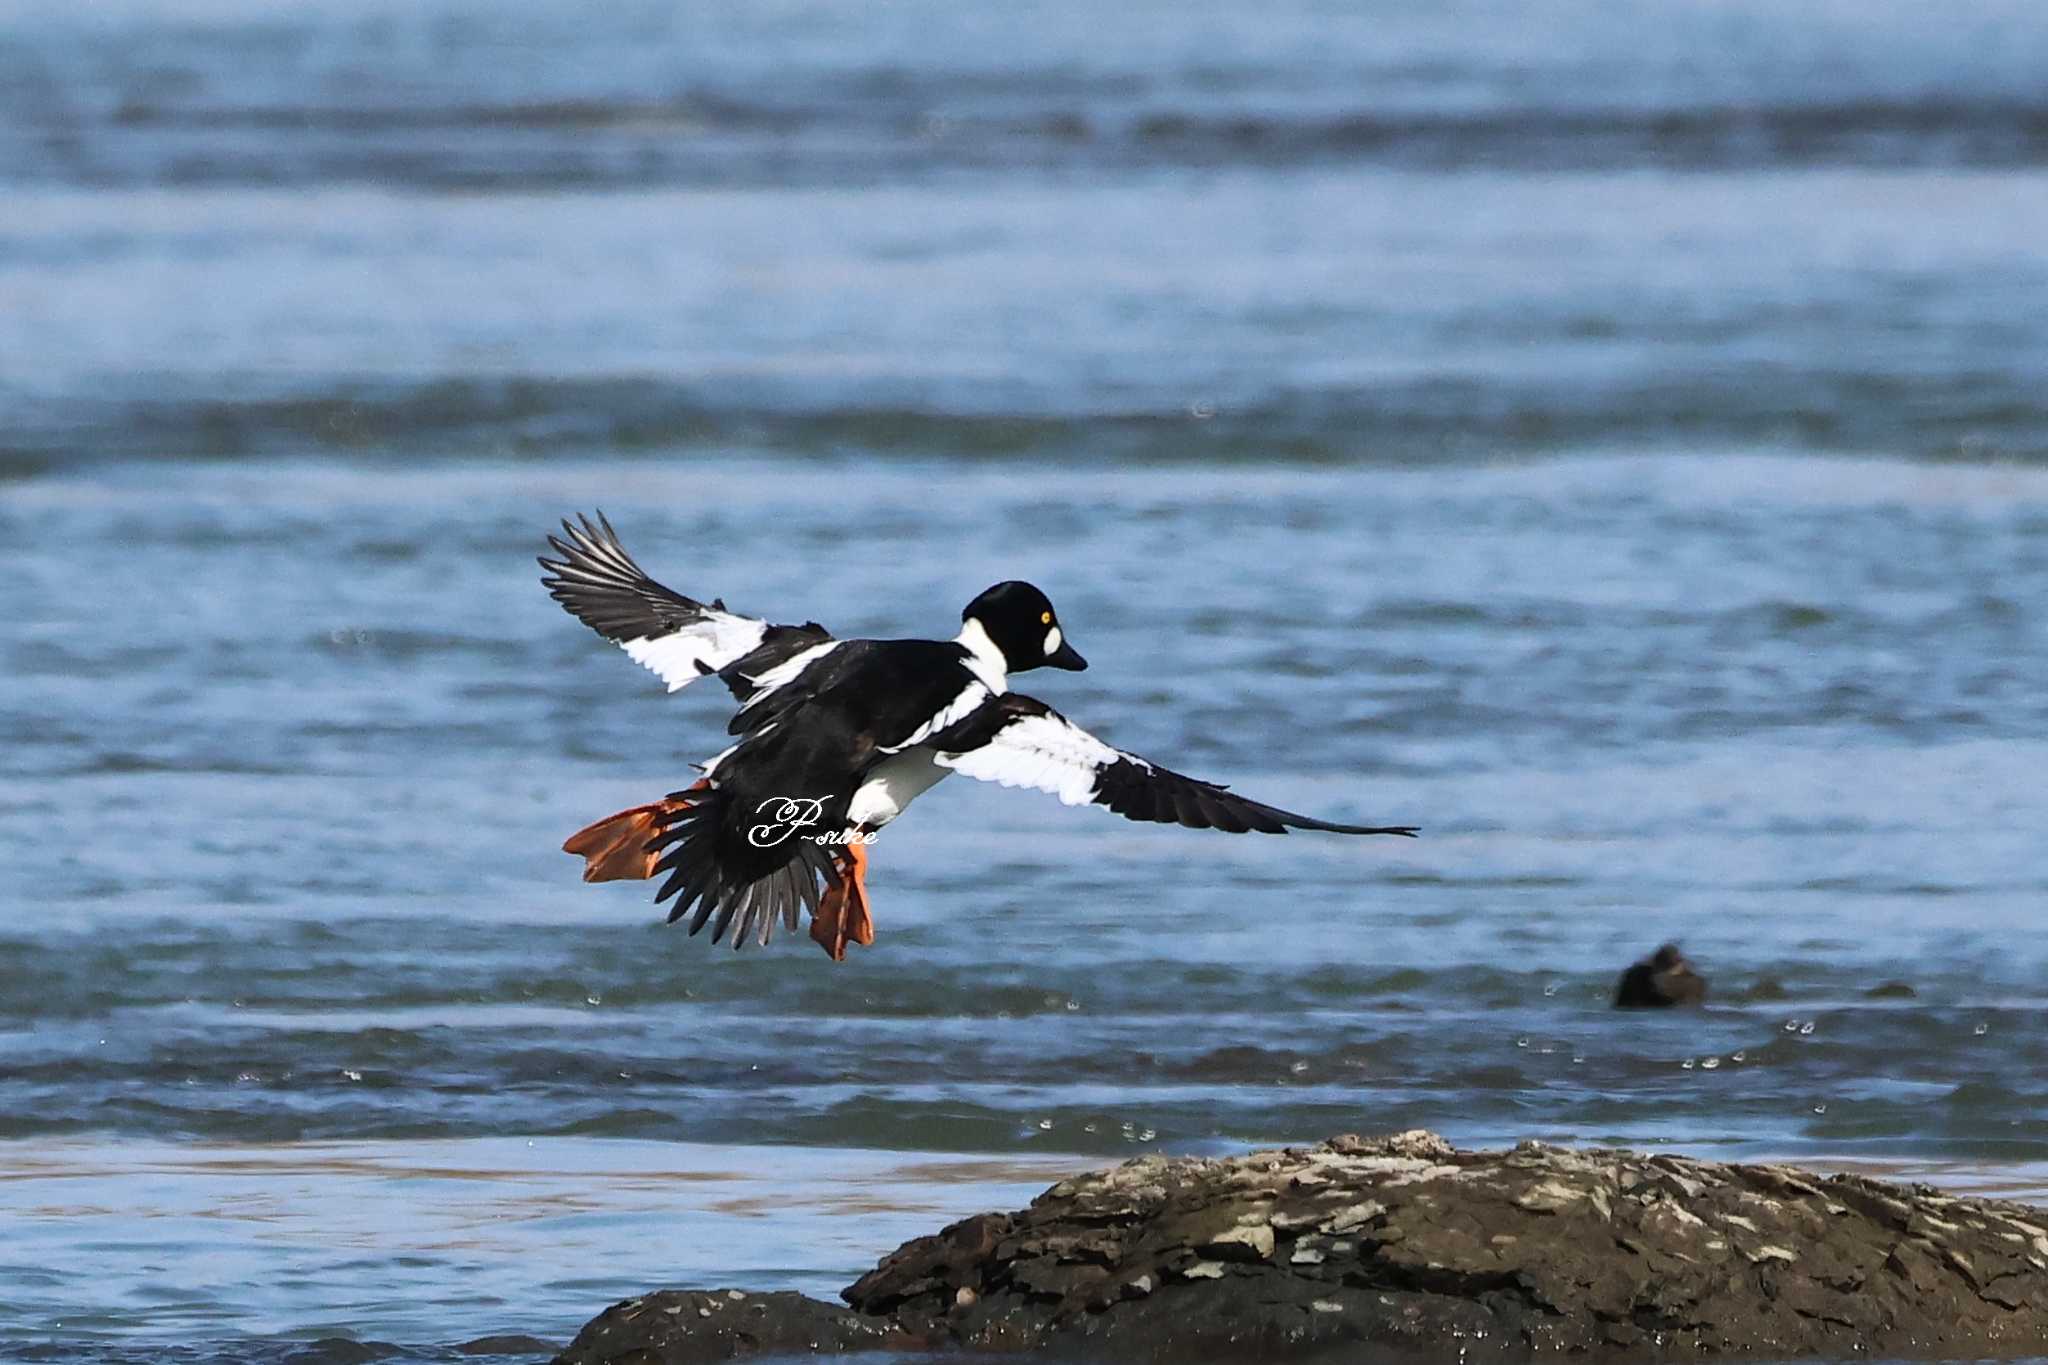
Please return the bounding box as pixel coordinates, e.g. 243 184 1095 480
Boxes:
1047 640 1088 670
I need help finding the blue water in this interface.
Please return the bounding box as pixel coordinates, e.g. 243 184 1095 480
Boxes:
4 1 2048 1360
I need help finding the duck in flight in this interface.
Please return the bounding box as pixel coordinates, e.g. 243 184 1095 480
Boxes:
540 513 1416 961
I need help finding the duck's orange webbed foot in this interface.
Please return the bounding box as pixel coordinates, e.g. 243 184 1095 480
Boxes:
810 841 875 962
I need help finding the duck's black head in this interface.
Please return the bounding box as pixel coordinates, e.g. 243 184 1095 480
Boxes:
1650 944 1691 974
961 581 1087 674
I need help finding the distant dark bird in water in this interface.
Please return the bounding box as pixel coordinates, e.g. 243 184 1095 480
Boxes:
539 512 1417 961
1614 944 1707 1008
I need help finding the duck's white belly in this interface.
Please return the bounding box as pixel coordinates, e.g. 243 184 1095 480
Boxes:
848 747 952 829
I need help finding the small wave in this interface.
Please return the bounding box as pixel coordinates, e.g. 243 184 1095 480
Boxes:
15 374 2048 473
78 752 298 777
13 95 2048 188
1123 97 2048 170
306 627 530 664
109 92 805 135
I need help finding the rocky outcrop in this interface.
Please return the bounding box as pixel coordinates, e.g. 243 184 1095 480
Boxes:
558 1131 2048 1363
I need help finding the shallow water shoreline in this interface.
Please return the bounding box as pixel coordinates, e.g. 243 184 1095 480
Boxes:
5 1134 2046 1359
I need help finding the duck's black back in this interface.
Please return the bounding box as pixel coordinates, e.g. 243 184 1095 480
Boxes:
730 638 985 749
691 638 987 889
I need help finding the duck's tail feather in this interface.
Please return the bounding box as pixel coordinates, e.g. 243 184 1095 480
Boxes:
563 793 700 882
646 787 832 950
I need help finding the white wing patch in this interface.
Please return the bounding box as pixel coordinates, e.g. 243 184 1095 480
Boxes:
619 613 770 693
883 681 991 753
934 711 1138 807
736 640 840 711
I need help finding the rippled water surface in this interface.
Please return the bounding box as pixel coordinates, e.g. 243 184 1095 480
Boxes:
4 0 2048 1360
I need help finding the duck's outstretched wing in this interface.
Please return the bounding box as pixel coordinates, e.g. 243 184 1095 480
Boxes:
540 512 832 700
926 693 1417 836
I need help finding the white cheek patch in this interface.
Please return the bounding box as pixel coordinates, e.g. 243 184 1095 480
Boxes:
1043 625 1062 656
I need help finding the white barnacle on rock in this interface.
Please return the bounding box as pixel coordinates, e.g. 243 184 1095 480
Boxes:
2007 1217 2048 1259
1660 1204 1709 1232
1322 1200 1386 1234
1206 1222 1277 1260
1662 1171 1707 1200
1399 1163 1464 1186
1515 1180 1585 1213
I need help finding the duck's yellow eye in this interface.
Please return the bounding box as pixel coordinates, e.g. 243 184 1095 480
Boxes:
1041 611 1053 625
